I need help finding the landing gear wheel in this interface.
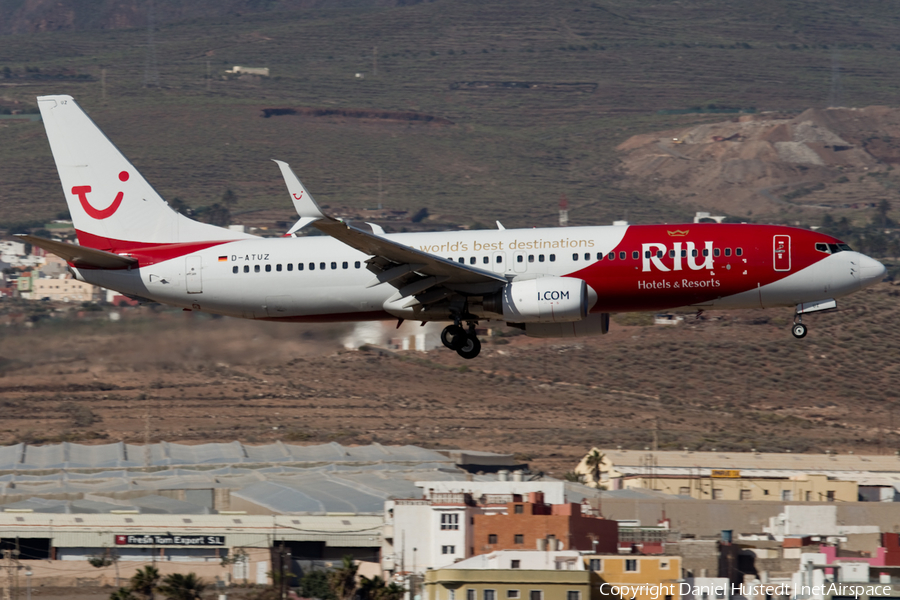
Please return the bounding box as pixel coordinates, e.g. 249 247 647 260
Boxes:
441 325 467 350
456 335 481 359
792 323 808 339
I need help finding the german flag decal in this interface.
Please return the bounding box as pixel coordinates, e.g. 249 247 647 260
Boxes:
218 256 228 262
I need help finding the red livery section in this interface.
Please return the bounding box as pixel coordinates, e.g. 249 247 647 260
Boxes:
568 224 839 312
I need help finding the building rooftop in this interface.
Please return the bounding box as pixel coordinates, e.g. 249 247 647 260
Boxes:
602 449 900 474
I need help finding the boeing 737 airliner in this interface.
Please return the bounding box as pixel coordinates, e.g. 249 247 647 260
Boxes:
21 95 887 359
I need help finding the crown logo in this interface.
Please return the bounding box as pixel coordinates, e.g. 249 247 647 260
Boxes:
667 229 689 237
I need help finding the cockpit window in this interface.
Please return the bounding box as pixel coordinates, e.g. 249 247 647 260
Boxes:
818 242 853 254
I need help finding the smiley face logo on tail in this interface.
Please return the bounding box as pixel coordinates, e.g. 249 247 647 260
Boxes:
71 171 129 219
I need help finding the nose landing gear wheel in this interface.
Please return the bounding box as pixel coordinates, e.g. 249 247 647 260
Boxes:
441 325 468 350
792 323 808 339
456 334 481 359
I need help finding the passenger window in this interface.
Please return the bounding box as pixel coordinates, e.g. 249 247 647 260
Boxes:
573 253 579 261
736 248 743 256
470 257 476 265
681 249 687 257
331 262 337 269
287 263 293 271
724 248 731 257
298 263 304 271
619 251 626 260
702 248 709 257
632 251 639 260
254 265 260 273
276 264 282 272
714 248 720 257
691 249 698 257
657 250 663 258
644 250 652 259
265 264 271 272
597 252 603 260
483 256 489 264
309 263 315 270
355 261 361 268
538 254 545 262
517 255 524 263
669 249 675 258
458 258 464 264
233 266 238 274
496 255 502 263
549 254 555 262
608 252 615 260
244 265 249 273
342 261 349 269
584 253 590 260
528 255 535 263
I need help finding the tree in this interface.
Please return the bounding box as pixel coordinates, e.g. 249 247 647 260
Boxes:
130 565 161 600
221 189 238 206
300 569 336 600
562 471 585 483
358 575 404 600
157 573 206 600
584 449 605 488
327 555 358 600
110 588 138 600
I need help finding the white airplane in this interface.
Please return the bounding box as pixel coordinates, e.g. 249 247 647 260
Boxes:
21 95 887 359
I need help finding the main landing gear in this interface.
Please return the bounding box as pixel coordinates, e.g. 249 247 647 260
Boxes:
441 322 482 359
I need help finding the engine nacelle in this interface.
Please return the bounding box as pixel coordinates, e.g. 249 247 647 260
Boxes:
521 312 610 338
484 277 591 323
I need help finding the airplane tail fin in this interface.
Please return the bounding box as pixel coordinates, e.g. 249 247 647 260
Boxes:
37 95 253 251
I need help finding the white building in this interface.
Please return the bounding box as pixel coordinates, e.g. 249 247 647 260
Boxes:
385 493 479 574
450 550 585 571
383 480 580 575
764 506 879 540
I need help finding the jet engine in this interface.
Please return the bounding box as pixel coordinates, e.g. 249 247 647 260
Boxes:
483 277 593 323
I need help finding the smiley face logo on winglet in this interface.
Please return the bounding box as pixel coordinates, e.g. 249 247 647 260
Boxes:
71 171 129 219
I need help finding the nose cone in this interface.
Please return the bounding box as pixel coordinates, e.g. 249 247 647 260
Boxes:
859 254 887 288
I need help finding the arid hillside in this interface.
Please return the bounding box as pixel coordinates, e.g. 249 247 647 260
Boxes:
618 107 900 221
2 278 899 477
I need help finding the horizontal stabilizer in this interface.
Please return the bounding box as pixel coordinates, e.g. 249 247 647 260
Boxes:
17 235 138 270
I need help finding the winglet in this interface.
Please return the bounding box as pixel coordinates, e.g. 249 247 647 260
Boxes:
272 160 327 220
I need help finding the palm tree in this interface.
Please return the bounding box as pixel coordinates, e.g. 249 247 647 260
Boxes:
157 573 206 600
110 588 137 600
562 471 586 483
327 555 358 600
358 575 386 600
130 566 161 600
584 450 606 488
379 582 405 600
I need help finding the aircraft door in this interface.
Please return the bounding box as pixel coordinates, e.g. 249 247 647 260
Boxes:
492 251 506 273
773 235 791 272
185 255 202 293
513 252 527 273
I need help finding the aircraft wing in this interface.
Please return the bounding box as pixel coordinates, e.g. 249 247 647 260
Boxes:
272 161 507 305
16 235 138 270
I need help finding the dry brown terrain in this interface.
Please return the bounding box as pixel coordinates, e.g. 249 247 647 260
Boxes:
2 278 899 477
617 107 900 221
